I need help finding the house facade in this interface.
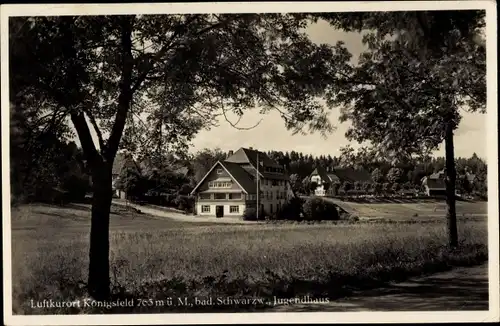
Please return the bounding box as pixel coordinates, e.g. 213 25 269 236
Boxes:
421 170 447 196
309 165 372 196
190 147 292 218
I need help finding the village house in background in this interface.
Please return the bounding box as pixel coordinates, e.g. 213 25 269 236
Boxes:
420 170 447 196
309 165 372 196
190 147 292 218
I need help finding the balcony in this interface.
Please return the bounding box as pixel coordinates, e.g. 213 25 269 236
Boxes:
197 193 244 201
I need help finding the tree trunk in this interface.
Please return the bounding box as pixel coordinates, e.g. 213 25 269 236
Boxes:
87 163 113 300
444 121 458 248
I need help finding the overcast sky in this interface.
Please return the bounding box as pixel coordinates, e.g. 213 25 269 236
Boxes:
188 20 487 159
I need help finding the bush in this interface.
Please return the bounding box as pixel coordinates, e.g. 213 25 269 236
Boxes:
165 194 177 206
302 198 339 221
242 207 257 221
174 195 195 213
277 196 304 220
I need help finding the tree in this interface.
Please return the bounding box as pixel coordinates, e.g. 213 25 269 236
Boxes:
341 181 352 196
371 168 384 184
382 182 391 195
11 14 335 299
289 173 301 194
362 182 371 195
330 182 341 196
338 145 356 168
191 148 227 183
391 182 401 195
316 11 486 248
386 167 403 184
115 162 144 200
373 182 383 196
301 177 312 195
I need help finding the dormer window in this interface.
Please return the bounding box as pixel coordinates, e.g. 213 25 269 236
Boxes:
216 168 223 174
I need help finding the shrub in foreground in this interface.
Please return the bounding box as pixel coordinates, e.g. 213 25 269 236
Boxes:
276 196 304 220
302 197 339 220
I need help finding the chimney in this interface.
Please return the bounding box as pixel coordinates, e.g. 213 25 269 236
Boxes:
228 150 234 156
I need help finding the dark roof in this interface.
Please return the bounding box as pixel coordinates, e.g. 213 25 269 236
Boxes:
310 166 330 182
425 178 446 189
219 161 257 193
225 147 282 169
326 173 341 183
310 166 372 183
333 168 372 183
245 168 289 181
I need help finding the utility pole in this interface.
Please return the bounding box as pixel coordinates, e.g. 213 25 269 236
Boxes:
256 152 259 220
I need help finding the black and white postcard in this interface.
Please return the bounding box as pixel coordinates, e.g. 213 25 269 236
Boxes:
2 1 498 325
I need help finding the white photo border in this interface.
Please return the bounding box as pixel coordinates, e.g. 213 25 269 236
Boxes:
2 1 498 325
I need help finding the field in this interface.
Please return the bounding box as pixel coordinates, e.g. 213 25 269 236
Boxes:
323 197 488 220
9 203 488 314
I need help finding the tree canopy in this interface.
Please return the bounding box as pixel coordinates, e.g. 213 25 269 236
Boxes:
10 14 337 166
312 10 486 160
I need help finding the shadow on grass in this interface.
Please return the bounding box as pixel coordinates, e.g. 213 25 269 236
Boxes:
281 273 488 312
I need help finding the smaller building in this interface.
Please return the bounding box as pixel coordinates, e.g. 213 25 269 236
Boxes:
309 166 372 196
421 170 447 196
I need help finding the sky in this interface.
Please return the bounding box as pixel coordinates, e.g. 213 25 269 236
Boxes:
188 20 487 159
76 19 487 160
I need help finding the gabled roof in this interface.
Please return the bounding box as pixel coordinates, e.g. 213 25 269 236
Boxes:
225 147 282 169
220 161 257 193
309 166 331 183
190 161 257 195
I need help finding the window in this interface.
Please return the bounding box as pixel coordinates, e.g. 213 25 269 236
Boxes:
229 193 241 200
214 193 226 200
229 206 239 213
216 168 223 174
201 205 210 213
247 194 256 200
209 181 231 188
199 193 211 200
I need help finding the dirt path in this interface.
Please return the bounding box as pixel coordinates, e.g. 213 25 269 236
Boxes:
112 200 261 224
272 263 489 312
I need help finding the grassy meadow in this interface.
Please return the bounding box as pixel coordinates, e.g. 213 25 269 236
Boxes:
10 203 488 314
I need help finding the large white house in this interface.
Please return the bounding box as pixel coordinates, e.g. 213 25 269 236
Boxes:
190 147 293 218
